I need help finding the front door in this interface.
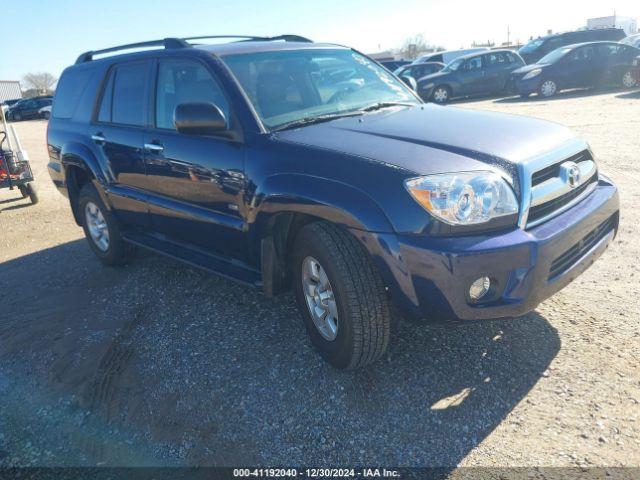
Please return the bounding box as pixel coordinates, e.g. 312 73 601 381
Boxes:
561 45 599 89
143 57 247 261
459 56 488 95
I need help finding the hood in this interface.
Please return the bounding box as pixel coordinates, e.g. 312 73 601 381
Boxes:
275 104 574 184
417 71 450 85
512 63 547 75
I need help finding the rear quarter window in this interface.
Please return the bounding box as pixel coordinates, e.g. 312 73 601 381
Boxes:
53 68 93 119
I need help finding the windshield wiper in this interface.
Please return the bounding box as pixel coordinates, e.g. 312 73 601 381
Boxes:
272 111 363 132
360 102 416 112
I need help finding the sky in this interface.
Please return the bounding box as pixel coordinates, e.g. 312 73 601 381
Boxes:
2 0 639 83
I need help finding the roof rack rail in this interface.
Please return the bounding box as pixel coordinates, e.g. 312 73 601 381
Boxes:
75 37 189 64
183 34 313 44
75 34 313 64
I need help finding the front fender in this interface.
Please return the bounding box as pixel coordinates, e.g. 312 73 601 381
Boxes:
249 173 395 237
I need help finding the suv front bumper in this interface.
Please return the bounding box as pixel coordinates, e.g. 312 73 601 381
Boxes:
354 176 619 321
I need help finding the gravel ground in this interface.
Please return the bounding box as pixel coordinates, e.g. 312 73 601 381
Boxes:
0 87 638 469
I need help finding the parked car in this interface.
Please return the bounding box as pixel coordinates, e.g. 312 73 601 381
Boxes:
379 59 410 71
418 50 525 103
519 28 626 64
413 48 489 65
48 35 619 369
2 98 22 107
39 104 52 119
621 33 640 49
393 62 444 82
6 96 53 121
512 41 640 98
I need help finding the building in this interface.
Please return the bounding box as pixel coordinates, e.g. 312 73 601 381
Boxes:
0 80 22 103
587 15 637 35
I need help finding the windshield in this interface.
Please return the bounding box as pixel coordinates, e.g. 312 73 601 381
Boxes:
519 38 545 54
222 49 419 129
442 58 464 72
538 47 572 64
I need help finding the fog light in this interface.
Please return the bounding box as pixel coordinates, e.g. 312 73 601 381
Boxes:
469 276 491 302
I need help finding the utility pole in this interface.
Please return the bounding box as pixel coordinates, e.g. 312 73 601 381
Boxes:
507 25 510 46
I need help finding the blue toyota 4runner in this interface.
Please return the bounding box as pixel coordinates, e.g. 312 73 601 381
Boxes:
48 35 619 369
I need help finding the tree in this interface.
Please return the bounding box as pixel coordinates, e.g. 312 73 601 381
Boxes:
397 34 444 60
22 72 57 95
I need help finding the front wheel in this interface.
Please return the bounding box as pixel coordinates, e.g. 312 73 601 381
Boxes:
292 222 392 370
78 183 135 265
538 79 557 98
431 85 451 104
622 71 637 88
19 183 38 204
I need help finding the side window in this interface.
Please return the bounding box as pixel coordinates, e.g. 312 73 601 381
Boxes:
111 62 149 126
53 68 92 119
98 69 115 123
569 46 595 63
155 59 230 130
465 57 483 71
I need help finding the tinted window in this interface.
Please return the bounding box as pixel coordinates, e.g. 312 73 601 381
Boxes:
568 46 596 63
53 69 92 119
485 52 510 66
111 62 149 126
155 59 230 130
465 57 483 71
98 69 115 123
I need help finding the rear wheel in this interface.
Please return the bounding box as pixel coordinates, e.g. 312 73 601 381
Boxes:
292 222 392 370
78 183 135 265
622 71 637 88
538 79 557 98
431 85 451 104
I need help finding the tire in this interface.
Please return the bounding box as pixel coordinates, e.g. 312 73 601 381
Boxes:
622 71 637 88
292 222 392 370
538 79 557 98
19 183 38 204
431 85 451 104
78 183 135 266
42 111 51 120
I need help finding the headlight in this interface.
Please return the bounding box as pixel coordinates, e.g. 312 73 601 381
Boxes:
405 171 518 225
522 68 542 80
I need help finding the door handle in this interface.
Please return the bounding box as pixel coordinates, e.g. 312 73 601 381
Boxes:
91 134 106 144
144 142 164 154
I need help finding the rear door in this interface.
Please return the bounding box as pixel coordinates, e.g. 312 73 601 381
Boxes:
599 44 638 85
91 60 151 228
143 57 247 261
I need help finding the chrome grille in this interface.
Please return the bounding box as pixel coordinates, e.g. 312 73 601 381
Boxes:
523 147 598 229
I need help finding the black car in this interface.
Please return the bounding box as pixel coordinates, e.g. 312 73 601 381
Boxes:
519 28 626 64
513 41 640 98
418 50 525 103
47 35 619 369
393 62 444 82
6 96 53 121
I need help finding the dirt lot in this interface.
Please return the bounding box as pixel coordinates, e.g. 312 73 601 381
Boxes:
0 88 639 469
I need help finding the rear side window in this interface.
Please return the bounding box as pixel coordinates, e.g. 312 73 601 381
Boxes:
98 62 149 126
53 69 92 119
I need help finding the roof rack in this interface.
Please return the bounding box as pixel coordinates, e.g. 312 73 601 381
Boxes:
75 34 313 64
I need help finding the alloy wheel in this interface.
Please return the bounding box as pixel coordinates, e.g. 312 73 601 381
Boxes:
433 87 448 103
540 80 557 97
302 256 339 341
622 71 637 88
85 201 110 252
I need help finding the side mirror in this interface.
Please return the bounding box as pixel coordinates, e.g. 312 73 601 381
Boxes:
174 102 227 136
401 75 417 90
